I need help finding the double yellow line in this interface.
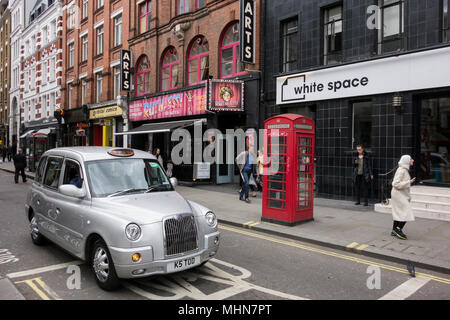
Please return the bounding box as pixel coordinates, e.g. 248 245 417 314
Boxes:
15 277 62 300
219 224 450 285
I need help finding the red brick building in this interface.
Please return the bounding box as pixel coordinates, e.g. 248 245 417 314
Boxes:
61 0 130 147
126 0 262 183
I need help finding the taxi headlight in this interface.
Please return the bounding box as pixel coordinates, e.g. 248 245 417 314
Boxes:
205 211 217 228
125 223 142 241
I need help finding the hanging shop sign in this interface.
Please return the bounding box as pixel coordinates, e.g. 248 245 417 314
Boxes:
120 49 132 91
240 0 256 64
129 87 207 121
208 79 245 112
276 46 450 105
89 105 123 120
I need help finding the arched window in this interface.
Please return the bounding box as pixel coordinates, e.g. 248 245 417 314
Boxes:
161 47 178 91
136 55 151 95
220 22 245 78
187 36 209 86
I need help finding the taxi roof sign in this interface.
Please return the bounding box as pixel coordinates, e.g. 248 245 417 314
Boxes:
108 149 135 157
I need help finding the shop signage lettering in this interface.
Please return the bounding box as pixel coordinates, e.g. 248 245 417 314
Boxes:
277 46 450 104
129 87 207 121
208 80 245 112
89 106 123 119
240 0 255 64
121 49 131 91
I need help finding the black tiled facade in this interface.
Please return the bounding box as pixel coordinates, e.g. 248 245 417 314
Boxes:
263 0 450 201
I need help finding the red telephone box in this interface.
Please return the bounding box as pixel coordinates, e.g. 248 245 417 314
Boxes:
262 114 315 226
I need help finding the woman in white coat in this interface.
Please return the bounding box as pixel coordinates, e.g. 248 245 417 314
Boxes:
391 155 416 240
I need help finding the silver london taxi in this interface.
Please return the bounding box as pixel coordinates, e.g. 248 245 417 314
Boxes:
25 147 220 290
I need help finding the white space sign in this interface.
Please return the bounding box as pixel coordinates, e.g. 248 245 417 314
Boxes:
277 46 450 105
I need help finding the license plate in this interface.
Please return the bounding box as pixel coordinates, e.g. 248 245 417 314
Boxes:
167 256 200 272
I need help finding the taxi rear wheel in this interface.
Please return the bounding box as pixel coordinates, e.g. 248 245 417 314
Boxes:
30 214 46 246
91 239 121 291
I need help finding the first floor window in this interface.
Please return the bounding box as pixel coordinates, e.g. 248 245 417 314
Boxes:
50 57 56 81
42 95 47 117
444 0 449 42
114 66 121 98
177 0 189 14
81 80 87 105
352 101 372 149
161 48 178 91
220 22 244 78
68 86 73 109
96 73 102 103
50 93 56 116
68 43 74 67
281 17 298 72
381 0 404 39
323 5 343 65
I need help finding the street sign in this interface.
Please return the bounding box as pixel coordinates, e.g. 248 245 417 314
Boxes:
120 49 131 91
240 0 256 64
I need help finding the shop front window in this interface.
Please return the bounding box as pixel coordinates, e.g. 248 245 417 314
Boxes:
420 97 450 184
352 101 372 149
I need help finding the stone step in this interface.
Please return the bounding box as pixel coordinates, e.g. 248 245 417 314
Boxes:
411 185 450 196
411 192 450 203
411 200 450 212
375 203 450 221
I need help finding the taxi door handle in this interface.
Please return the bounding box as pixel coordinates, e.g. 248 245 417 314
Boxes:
56 208 61 215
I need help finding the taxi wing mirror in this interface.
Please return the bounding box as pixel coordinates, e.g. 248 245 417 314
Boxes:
169 177 178 188
59 184 86 199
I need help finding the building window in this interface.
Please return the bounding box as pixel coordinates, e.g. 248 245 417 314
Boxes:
68 85 73 109
161 47 178 91
114 15 122 46
50 93 56 117
42 60 47 84
96 73 102 103
380 0 404 40
323 5 343 65
114 66 121 98
136 55 151 95
220 22 245 78
68 5 75 29
82 0 88 19
196 0 205 9
187 36 209 85
50 57 56 82
444 0 449 42
281 18 298 72
81 35 88 61
68 43 74 67
352 101 372 149
177 0 189 14
42 26 48 45
81 80 87 105
139 1 152 34
42 95 47 117
96 26 104 55
97 0 104 9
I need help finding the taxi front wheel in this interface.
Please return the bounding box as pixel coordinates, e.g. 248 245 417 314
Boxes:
30 214 46 246
91 239 121 291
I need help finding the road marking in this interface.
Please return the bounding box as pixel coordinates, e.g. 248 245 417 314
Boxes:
14 277 62 300
356 244 369 252
243 221 255 226
218 225 450 285
379 277 431 300
7 261 83 279
346 242 359 250
248 222 261 228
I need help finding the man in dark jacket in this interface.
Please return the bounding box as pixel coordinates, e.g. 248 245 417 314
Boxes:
13 149 27 183
1 146 6 162
352 144 374 206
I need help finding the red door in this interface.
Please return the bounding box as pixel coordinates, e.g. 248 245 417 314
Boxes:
93 125 103 146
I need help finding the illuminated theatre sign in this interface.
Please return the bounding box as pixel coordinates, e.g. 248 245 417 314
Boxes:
276 46 450 105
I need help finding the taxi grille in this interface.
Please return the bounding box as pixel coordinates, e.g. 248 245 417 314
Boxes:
164 215 198 256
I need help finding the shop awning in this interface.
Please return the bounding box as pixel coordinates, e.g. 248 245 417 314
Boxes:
20 130 35 138
114 118 207 136
34 127 56 135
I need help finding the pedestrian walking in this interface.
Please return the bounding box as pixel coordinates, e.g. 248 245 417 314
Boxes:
153 148 164 167
256 149 264 192
391 155 416 240
352 144 373 206
1 146 6 162
13 148 27 184
7 145 12 161
236 146 257 203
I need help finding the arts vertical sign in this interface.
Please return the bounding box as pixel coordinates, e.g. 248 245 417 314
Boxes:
121 49 131 91
240 0 255 64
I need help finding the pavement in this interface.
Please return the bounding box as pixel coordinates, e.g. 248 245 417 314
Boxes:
1 160 449 277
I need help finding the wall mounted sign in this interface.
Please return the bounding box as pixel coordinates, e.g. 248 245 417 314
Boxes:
120 49 131 91
277 46 450 105
208 79 245 112
129 87 207 121
89 105 123 119
240 0 256 64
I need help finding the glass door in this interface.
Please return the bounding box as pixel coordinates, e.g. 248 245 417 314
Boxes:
266 135 287 210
